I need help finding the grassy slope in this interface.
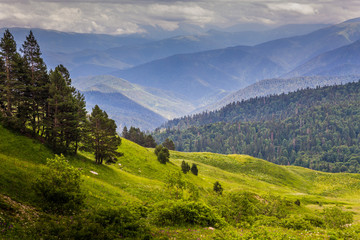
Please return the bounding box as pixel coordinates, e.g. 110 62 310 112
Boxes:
2 124 360 222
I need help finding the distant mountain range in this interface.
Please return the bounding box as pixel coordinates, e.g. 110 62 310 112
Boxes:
286 40 360 77
0 23 329 78
3 18 360 130
113 19 360 103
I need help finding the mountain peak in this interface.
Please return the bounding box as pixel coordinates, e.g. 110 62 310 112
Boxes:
343 17 360 23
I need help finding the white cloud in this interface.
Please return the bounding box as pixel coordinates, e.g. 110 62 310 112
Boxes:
0 0 359 34
267 3 318 15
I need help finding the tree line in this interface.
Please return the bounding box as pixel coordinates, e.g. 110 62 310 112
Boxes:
0 29 120 164
154 81 360 173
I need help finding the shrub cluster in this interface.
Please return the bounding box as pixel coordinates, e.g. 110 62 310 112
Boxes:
154 145 170 164
150 200 226 228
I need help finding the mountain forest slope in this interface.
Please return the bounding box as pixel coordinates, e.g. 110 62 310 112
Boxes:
200 75 360 112
2 124 360 239
154 81 360 173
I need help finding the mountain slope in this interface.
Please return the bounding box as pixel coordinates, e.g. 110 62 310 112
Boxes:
114 48 284 101
83 91 166 131
286 40 360 77
154 81 360 173
104 23 329 66
2 124 360 206
3 124 360 238
74 75 195 120
200 75 360 112
114 19 360 101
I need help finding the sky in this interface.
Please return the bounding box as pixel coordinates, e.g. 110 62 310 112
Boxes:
0 0 359 35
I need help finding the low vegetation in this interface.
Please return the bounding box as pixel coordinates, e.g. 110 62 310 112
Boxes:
2 124 360 239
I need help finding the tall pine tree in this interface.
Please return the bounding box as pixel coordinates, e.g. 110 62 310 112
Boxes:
0 29 18 118
21 30 48 135
83 105 121 164
47 65 86 153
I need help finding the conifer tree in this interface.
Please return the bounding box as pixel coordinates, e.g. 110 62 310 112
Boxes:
47 68 72 152
47 65 86 153
213 181 223 195
163 138 175 150
0 29 18 117
181 160 190 173
122 126 128 138
145 134 157 148
82 105 121 164
191 163 198 176
21 30 48 135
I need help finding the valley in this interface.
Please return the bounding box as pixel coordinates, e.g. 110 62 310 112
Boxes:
1 8 360 239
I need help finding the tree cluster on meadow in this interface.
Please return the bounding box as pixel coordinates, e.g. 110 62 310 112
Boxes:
0 29 120 164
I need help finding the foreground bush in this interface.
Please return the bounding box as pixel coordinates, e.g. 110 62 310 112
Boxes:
33 155 85 214
151 200 226 228
29 205 150 240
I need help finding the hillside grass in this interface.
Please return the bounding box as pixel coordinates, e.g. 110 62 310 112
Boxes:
2 125 360 238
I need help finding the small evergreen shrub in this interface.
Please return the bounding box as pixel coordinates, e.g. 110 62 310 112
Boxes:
154 145 170 164
213 181 223 195
191 163 198 176
181 160 190 173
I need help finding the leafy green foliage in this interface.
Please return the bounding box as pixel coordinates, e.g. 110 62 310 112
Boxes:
29 205 150 240
151 200 226 227
322 206 353 229
33 155 84 214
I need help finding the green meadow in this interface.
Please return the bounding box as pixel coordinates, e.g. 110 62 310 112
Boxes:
2 124 360 239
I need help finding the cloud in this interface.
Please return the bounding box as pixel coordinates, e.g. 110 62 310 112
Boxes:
267 3 318 15
0 0 359 34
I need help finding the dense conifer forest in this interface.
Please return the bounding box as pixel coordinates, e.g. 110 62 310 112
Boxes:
154 81 360 173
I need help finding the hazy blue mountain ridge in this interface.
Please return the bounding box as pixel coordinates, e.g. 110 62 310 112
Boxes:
199 75 360 112
83 91 166 131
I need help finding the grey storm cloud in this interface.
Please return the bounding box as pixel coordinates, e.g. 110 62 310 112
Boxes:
0 0 358 34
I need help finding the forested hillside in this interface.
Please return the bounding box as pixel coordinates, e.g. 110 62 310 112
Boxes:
154 81 360 173
200 75 359 112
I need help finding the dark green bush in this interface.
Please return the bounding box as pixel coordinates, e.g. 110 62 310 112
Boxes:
151 200 225 228
30 205 150 240
32 155 85 214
